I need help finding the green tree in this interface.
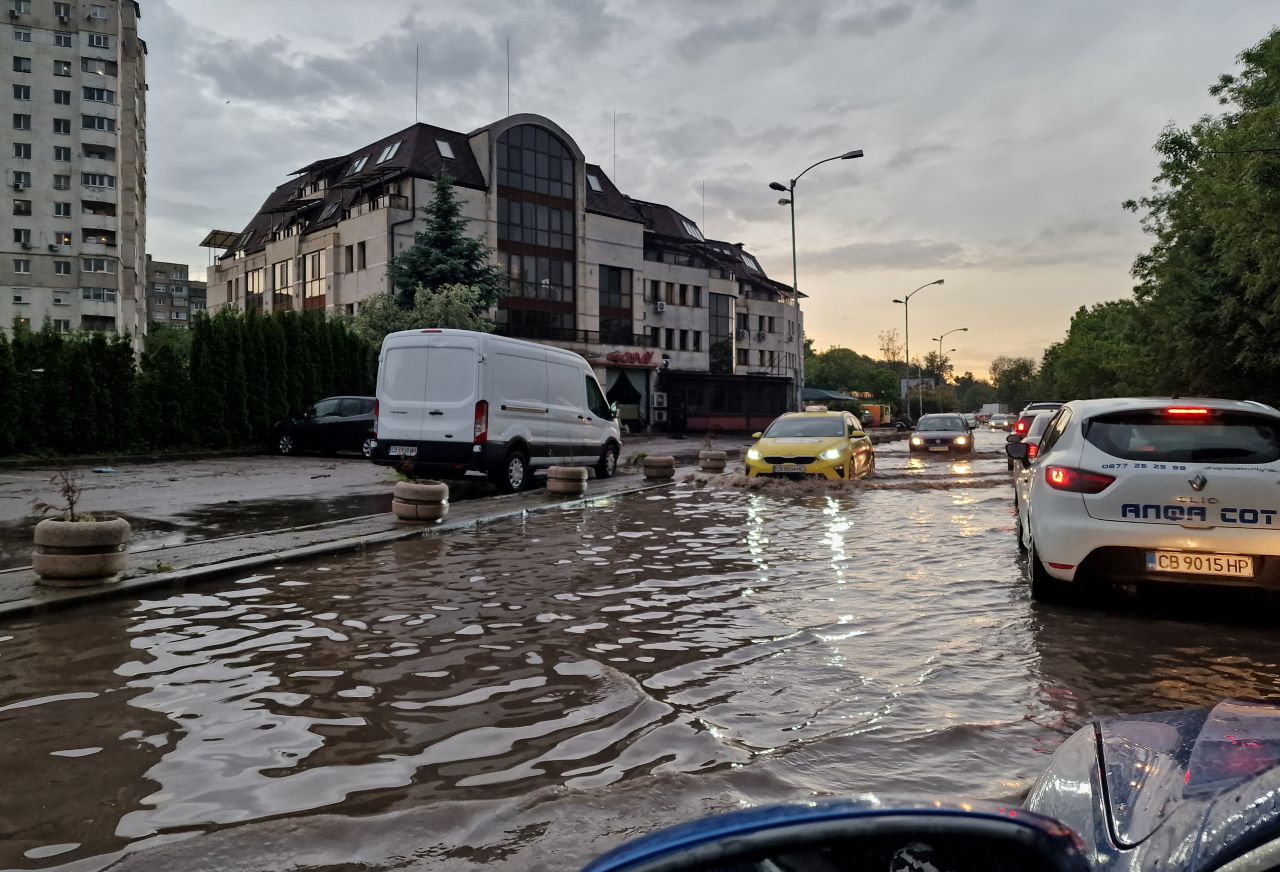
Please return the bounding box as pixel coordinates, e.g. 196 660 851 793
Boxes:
990 355 1039 410
387 175 505 309
1037 301 1153 401
0 331 16 453
806 345 899 400
953 371 997 412
353 284 495 345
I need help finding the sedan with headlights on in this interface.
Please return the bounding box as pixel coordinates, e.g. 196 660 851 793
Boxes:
909 413 973 455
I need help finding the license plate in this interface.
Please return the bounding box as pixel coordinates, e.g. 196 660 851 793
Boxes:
1146 551 1254 578
773 463 806 473
388 446 417 457
928 446 949 452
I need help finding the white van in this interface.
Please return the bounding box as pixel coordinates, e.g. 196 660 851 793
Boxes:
370 329 623 492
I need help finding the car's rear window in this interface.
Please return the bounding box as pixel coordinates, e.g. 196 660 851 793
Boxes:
1085 411 1280 464
918 416 966 431
765 417 843 438
1027 415 1054 439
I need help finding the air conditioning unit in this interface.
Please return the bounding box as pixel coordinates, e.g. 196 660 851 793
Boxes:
12 182 22 191
736 329 748 340
652 409 668 424
654 300 666 313
8 9 19 17
20 242 32 250
47 244 58 251
756 331 767 341
652 392 667 409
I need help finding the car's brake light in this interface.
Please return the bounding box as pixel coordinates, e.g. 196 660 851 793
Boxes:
1166 407 1211 416
1027 442 1038 460
1015 419 1029 435
1045 465 1115 494
373 399 379 438
473 400 488 444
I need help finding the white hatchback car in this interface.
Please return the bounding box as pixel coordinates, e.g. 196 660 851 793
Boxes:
1008 398 1280 602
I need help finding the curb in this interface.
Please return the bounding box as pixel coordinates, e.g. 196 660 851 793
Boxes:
0 448 266 470
0 480 674 621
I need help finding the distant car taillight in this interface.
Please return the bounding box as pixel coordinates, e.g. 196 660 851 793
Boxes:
1045 465 1115 494
473 400 488 445
372 399 378 438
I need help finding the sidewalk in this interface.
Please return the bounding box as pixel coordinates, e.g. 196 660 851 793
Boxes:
0 467 678 620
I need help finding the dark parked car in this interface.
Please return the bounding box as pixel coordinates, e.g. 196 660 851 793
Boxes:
909 413 973 454
274 396 376 457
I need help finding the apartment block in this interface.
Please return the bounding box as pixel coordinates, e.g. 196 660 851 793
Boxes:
0 0 146 342
145 255 205 328
203 113 805 431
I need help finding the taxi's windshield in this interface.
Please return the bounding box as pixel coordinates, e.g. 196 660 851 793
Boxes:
764 417 845 438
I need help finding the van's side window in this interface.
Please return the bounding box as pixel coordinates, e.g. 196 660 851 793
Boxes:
585 377 610 418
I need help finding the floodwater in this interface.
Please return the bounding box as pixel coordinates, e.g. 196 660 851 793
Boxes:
3 430 1280 871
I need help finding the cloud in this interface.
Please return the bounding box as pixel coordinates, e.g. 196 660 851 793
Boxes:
803 239 972 271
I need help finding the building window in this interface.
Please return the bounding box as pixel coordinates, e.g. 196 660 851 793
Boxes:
494 252 576 338
664 328 674 351
13 142 30 159
497 199 573 251
53 145 71 161
12 171 30 187
343 244 354 273
709 293 734 374
13 228 31 245
53 30 70 47
598 265 633 345
435 139 454 159
272 258 291 308
13 27 30 41
347 155 368 175
11 83 28 100
87 33 110 49
53 118 70 134
52 174 70 190
82 86 113 103
10 0 31 12
13 199 31 216
55 260 70 274
88 3 108 18
14 258 30 273
81 257 114 273
586 174 602 192
693 331 702 352
376 141 401 163
302 250 326 307
81 172 115 188
52 319 72 333
678 284 688 306
679 329 689 351
82 114 115 132
191 300 206 312
737 348 750 365
54 201 70 217
664 282 675 304
692 286 702 307
81 57 116 76
496 122 573 199
54 2 70 17
82 286 116 302
53 59 70 76
356 241 366 269
55 231 71 245
12 112 30 129
12 56 30 72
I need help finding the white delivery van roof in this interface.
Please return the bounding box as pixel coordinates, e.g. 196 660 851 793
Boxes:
381 329 593 368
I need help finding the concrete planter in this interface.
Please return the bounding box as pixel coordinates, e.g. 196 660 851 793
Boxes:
32 517 131 587
698 450 728 473
546 466 588 497
643 455 677 481
392 480 449 523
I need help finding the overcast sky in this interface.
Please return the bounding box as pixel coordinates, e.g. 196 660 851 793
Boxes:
146 0 1277 377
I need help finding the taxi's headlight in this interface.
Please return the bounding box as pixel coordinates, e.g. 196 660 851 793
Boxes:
747 447 762 461
954 436 968 445
820 447 842 461
910 437 924 446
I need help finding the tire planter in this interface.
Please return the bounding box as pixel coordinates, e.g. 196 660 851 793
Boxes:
643 455 677 481
698 450 728 473
546 466 588 497
392 480 449 523
32 517 131 588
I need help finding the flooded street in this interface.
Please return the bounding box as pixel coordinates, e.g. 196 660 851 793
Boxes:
4 429 1280 871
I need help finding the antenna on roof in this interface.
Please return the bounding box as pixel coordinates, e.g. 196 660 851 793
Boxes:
414 45 419 123
506 38 511 116
701 180 706 232
612 110 617 184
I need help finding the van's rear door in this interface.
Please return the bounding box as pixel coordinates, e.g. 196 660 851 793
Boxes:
420 334 480 447
378 342 429 441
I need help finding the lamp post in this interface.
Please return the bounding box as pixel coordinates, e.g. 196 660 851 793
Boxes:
891 279 944 423
928 327 967 416
770 148 863 410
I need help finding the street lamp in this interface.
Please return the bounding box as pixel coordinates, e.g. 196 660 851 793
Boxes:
770 148 863 409
891 279 944 422
927 327 968 416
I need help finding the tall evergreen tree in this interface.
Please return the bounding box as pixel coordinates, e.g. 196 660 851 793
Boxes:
0 331 16 454
386 175 505 308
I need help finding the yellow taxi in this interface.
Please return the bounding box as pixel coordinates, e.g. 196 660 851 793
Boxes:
744 407 876 480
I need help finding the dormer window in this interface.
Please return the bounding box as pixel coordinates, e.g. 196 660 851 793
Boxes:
318 201 339 222
347 155 368 175
435 139 455 159
587 174 603 193
682 219 705 241
376 141 402 164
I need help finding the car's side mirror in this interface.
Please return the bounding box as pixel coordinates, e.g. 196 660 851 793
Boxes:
607 402 618 421
581 797 1090 872
751 431 763 439
1006 433 1022 443
304 408 316 419
1006 441 1030 461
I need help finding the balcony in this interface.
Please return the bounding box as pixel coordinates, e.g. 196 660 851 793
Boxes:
80 129 118 149
343 193 409 220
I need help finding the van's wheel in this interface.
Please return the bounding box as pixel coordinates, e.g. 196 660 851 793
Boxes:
493 449 530 493
596 443 619 479
1028 538 1073 603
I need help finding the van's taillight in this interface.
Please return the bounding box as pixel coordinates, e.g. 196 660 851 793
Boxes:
372 399 379 438
473 400 488 444
1045 465 1114 494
